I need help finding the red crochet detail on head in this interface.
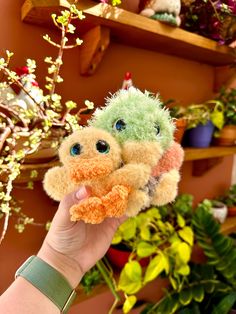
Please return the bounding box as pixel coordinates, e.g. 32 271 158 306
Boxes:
124 72 132 80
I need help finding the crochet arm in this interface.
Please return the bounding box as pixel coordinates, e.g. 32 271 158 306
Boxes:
107 163 151 190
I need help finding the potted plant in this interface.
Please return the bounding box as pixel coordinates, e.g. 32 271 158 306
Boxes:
106 194 195 313
217 184 236 217
166 103 187 144
180 0 236 45
141 205 236 314
214 87 236 146
0 4 94 243
182 101 224 147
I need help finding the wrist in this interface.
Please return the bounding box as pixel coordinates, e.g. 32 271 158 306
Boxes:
38 242 84 289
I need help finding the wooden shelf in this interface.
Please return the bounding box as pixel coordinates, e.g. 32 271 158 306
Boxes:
21 0 235 66
184 146 236 161
221 216 236 235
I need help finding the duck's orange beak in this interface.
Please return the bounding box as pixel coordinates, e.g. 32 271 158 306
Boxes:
69 156 113 182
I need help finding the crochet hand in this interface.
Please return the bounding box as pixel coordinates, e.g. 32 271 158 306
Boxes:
38 186 126 288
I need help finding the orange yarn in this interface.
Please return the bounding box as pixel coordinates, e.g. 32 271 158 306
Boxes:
70 185 130 224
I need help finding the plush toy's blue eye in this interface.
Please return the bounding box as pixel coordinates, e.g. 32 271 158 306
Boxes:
113 119 126 132
155 123 161 135
96 140 110 154
70 143 81 156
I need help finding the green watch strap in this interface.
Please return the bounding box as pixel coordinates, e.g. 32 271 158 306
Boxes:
15 255 76 313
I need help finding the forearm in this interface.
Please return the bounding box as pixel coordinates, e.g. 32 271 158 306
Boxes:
0 244 84 314
0 276 59 314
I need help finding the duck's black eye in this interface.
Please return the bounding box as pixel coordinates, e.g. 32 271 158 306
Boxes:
155 123 160 135
113 119 126 132
96 140 110 154
70 143 81 156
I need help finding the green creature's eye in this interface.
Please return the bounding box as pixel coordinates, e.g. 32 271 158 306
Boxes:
155 123 161 135
96 140 110 154
113 119 126 132
70 143 81 156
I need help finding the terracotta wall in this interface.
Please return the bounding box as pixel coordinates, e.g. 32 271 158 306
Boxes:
0 0 234 311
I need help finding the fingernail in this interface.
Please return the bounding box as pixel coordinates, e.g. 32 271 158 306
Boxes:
76 186 88 200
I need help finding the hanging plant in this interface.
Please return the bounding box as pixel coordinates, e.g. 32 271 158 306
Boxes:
0 2 94 243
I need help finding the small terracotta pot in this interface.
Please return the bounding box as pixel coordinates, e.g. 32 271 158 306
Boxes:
215 125 236 146
228 206 236 217
106 246 149 270
174 118 187 144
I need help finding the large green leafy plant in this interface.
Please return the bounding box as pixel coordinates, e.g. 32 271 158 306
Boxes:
216 87 236 126
110 195 194 313
0 3 93 243
141 203 236 314
217 184 236 207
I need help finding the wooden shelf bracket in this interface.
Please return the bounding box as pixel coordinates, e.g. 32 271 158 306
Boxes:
80 25 110 76
192 157 223 176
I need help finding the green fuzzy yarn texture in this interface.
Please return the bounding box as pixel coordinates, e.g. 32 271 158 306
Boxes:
89 88 175 150
151 13 178 26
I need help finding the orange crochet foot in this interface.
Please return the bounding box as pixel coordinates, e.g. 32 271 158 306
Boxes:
70 197 106 224
101 185 130 217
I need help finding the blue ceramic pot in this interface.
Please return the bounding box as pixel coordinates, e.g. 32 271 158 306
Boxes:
184 120 214 148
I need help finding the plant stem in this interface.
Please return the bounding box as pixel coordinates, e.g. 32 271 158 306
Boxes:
48 11 72 100
96 260 120 314
0 67 45 119
0 211 10 244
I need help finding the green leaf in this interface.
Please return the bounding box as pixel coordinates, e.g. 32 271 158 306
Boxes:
177 242 191 263
179 288 192 306
111 231 122 245
169 275 178 290
162 253 170 274
140 226 151 241
118 261 142 294
212 292 236 314
137 242 156 258
176 264 190 276
204 282 215 294
146 207 161 219
192 285 204 303
123 295 137 313
119 219 137 241
178 226 194 246
177 213 186 228
144 254 165 284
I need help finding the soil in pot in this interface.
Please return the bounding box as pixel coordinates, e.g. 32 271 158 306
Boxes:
228 206 236 217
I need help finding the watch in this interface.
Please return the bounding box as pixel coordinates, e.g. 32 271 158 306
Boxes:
15 255 77 313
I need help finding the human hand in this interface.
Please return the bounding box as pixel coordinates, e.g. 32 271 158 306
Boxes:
38 186 126 288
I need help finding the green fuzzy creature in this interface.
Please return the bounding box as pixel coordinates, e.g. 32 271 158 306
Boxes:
89 87 175 150
89 88 183 216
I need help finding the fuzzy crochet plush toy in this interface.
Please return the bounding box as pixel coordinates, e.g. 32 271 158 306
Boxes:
90 88 184 216
44 88 184 224
43 127 151 223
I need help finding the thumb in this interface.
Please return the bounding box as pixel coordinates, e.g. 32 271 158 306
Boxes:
54 186 90 224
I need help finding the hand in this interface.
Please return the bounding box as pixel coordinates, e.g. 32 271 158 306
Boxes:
38 186 126 288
